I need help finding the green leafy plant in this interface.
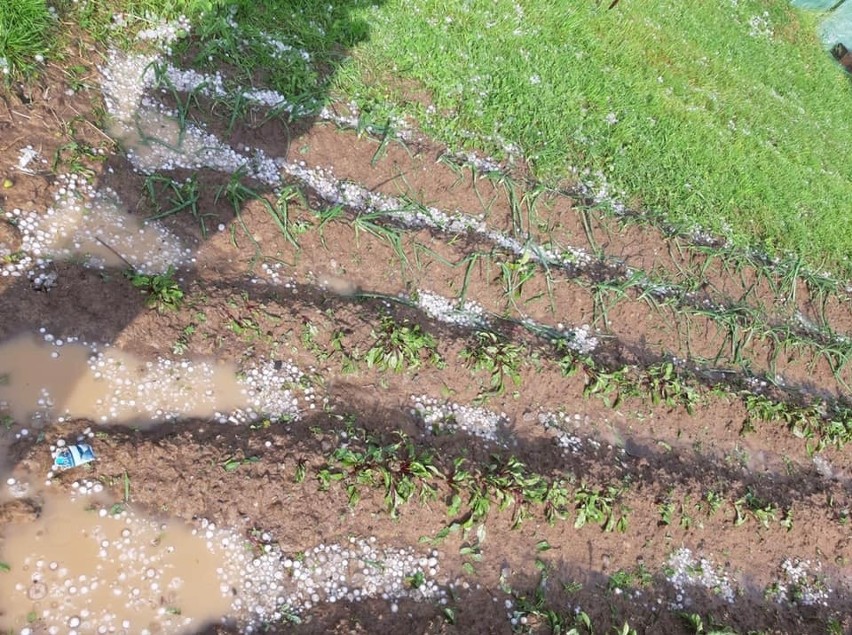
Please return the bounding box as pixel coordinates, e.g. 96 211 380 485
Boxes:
221 455 261 472
125 267 184 313
573 484 628 532
646 362 700 414
460 331 525 396
365 315 442 373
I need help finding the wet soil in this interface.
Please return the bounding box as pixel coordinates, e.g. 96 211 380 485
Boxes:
1 36 851 635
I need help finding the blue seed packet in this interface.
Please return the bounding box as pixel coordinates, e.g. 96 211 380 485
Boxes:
53 443 96 471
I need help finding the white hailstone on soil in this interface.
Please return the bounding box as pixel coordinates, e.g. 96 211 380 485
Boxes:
665 548 735 608
100 51 284 185
538 412 584 454
17 145 41 172
452 151 503 174
557 323 599 355
210 528 446 631
413 290 486 328
278 162 595 275
410 395 507 445
231 359 309 424
769 558 831 607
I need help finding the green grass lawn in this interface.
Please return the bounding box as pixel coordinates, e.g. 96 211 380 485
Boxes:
0 0 53 77
333 0 852 276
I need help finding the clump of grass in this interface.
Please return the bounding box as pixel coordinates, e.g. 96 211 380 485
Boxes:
0 0 53 79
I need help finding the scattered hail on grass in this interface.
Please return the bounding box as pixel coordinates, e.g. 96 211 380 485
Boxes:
665 548 736 609
0 332 310 433
410 395 509 446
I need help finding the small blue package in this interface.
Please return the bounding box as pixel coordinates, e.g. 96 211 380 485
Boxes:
53 443 96 470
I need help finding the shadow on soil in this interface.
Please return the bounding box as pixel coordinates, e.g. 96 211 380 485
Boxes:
0 0 380 427
1 264 848 513
7 407 851 634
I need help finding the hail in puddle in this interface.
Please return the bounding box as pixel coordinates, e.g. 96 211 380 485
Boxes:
1 175 191 282
0 332 311 429
0 494 231 634
410 395 508 446
0 480 447 633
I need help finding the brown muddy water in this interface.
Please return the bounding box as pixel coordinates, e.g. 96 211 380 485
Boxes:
0 333 246 428
0 494 231 634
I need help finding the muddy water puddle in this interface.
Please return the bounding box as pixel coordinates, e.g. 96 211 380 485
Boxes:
0 333 246 428
0 330 308 482
2 176 192 280
0 494 231 634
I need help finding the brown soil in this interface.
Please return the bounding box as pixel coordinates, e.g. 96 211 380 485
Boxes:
1 40 851 635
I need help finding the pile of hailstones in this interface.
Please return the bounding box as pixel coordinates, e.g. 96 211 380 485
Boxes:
410 395 509 446
205 524 447 630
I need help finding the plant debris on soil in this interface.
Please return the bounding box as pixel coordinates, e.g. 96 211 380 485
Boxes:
0 5 850 635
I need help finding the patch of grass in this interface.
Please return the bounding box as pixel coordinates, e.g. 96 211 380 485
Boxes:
145 173 211 237
0 0 53 79
339 0 852 275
